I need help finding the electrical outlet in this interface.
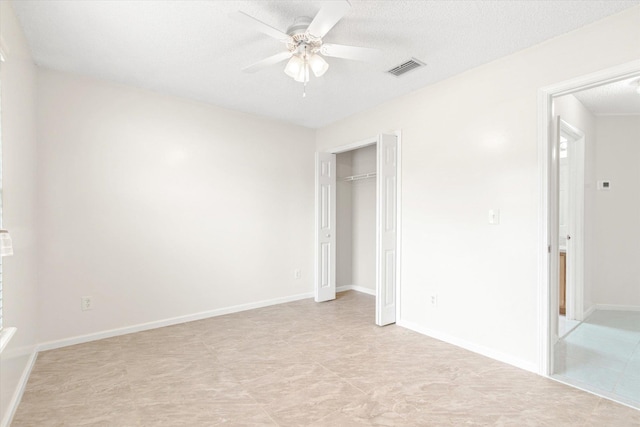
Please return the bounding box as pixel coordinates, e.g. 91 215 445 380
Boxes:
294 269 301 279
429 294 438 307
81 296 93 311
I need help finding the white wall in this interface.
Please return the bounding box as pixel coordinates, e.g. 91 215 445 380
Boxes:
316 7 640 369
593 115 640 307
0 0 39 424
351 145 376 291
36 69 315 344
553 95 597 314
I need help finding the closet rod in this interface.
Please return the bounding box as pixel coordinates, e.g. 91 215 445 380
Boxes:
341 172 376 182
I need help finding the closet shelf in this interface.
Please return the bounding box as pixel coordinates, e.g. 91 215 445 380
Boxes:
341 172 376 182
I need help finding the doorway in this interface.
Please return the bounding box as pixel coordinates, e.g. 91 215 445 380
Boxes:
539 60 640 407
336 145 377 299
314 133 401 326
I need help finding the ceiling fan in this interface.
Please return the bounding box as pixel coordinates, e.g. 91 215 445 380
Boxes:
230 0 379 96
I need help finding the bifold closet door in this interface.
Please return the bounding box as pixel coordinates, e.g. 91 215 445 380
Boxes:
315 152 336 302
376 133 398 326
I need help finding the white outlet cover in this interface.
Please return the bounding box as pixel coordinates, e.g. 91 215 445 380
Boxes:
81 296 93 311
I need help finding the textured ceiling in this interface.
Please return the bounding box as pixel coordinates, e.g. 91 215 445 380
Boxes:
12 0 640 128
573 77 640 115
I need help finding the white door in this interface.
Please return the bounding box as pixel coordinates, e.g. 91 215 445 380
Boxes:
559 132 569 319
561 120 585 321
376 133 398 326
315 152 336 302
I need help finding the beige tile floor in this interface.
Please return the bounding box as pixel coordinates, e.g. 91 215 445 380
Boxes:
12 291 640 426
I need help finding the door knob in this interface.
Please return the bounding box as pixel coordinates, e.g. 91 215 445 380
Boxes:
566 235 571 240
326 234 331 238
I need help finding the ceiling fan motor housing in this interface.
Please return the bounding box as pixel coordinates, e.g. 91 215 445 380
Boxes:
286 17 322 54
286 16 312 35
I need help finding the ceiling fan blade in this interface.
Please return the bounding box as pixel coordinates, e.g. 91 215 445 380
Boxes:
320 43 381 62
306 0 351 38
242 51 293 73
230 11 292 43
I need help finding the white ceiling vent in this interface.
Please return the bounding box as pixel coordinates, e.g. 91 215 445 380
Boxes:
387 58 425 77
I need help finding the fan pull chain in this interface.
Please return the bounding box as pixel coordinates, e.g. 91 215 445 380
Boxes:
303 46 308 98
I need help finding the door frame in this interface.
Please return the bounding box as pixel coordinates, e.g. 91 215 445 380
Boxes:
316 130 403 324
537 60 640 376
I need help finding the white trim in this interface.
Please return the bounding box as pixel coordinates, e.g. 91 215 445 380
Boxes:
583 304 596 319
0 35 9 62
543 61 640 97
327 137 377 154
394 130 403 324
0 326 16 353
398 319 537 374
1 349 37 427
537 85 552 376
38 292 313 351
595 304 640 312
537 60 640 377
593 113 640 117
337 285 376 296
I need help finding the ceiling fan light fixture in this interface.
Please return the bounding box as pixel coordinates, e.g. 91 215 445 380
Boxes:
308 54 329 77
284 55 304 79
293 62 310 83
233 0 381 97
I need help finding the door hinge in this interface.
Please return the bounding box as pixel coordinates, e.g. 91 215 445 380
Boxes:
548 245 551 254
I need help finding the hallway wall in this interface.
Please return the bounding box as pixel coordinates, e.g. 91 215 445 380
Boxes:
593 115 640 308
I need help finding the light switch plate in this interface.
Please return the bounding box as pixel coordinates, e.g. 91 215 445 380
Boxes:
489 209 500 225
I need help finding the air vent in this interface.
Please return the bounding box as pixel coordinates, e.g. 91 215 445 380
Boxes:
387 58 425 77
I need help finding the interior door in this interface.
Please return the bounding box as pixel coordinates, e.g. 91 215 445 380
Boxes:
561 120 585 321
376 133 398 326
315 152 336 302
565 127 576 320
559 131 569 316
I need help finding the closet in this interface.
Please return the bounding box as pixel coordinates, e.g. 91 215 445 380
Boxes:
336 145 377 294
314 132 398 325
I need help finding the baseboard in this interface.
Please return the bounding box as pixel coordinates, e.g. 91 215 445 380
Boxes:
0 327 17 354
583 305 596 319
595 304 640 312
336 284 376 296
1 348 38 427
397 319 538 374
38 291 314 352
